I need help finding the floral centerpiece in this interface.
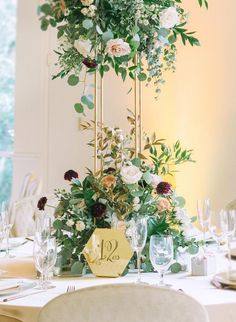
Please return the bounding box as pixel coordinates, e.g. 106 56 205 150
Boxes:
39 0 208 113
40 115 200 274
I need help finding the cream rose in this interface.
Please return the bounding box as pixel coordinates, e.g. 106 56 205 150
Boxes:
106 39 131 57
81 0 93 6
76 221 86 232
150 174 162 188
66 219 74 227
120 165 142 185
159 7 180 29
74 39 92 57
157 198 171 212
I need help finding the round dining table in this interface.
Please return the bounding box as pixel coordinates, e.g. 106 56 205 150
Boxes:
0 240 235 322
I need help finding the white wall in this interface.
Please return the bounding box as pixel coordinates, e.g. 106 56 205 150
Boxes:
13 0 236 215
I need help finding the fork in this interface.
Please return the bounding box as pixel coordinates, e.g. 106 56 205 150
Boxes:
66 285 76 293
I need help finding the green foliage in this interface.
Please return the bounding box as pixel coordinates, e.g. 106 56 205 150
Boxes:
39 0 208 113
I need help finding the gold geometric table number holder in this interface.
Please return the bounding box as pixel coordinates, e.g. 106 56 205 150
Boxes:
83 228 133 277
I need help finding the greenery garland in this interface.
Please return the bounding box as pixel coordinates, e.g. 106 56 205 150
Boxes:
39 0 208 114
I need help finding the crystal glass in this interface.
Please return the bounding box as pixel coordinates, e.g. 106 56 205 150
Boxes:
126 217 147 283
0 202 13 257
149 235 173 286
220 209 236 274
33 236 57 289
197 199 211 247
209 211 226 252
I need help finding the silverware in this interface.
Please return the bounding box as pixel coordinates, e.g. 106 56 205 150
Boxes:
66 285 76 293
2 290 45 302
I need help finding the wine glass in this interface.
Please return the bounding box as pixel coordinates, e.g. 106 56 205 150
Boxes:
126 217 147 283
209 211 226 252
0 202 13 257
197 199 211 248
149 235 173 287
33 236 57 289
220 209 236 274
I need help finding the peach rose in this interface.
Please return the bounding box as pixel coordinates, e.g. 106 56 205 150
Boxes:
157 198 171 212
106 39 131 57
101 175 116 188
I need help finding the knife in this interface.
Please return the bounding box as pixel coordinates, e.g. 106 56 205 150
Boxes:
2 289 45 302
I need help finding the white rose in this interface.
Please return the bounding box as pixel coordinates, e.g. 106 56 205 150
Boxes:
81 0 93 6
159 7 180 29
150 174 162 188
66 219 74 227
76 221 86 232
120 165 142 184
133 197 140 204
74 39 92 57
106 39 131 57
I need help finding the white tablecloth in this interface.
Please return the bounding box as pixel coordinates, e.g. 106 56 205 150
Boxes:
0 241 236 322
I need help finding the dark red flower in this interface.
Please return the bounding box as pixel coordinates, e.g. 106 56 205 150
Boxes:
104 167 116 174
91 203 107 219
37 197 47 211
83 58 98 69
64 170 78 181
156 182 172 195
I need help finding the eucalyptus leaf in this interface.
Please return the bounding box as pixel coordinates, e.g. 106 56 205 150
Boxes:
68 75 79 86
170 262 182 273
74 103 84 114
102 30 114 42
82 19 93 29
71 261 84 275
81 95 94 109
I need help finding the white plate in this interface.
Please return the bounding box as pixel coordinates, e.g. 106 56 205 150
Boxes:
1 238 27 251
0 280 36 297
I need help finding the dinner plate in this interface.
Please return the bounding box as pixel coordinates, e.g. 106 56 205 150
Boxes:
0 280 36 297
213 271 236 288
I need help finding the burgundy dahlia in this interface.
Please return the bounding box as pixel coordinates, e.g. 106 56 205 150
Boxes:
64 170 78 181
37 196 47 211
91 203 107 219
156 182 172 195
104 167 116 174
83 58 98 69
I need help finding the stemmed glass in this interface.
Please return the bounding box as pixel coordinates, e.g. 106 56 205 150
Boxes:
149 235 173 287
220 209 236 275
209 211 226 252
197 199 211 248
126 217 147 283
0 202 13 257
33 236 57 289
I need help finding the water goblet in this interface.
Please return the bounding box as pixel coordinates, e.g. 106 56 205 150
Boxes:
149 235 173 287
220 209 236 274
197 199 211 248
126 217 147 283
33 236 57 289
0 202 13 258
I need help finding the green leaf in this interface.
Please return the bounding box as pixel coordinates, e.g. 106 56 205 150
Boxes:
102 30 114 42
82 19 93 29
53 220 63 230
170 262 182 273
68 75 79 86
143 171 152 184
175 196 186 208
187 245 199 255
96 25 103 35
41 19 49 31
159 28 170 37
74 103 84 114
131 189 144 197
40 4 53 15
81 95 94 109
71 261 84 275
138 73 147 81
132 158 141 167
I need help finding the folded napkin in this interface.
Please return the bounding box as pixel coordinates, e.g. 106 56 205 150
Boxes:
0 257 37 279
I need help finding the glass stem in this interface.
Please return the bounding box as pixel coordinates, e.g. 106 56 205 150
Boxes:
136 250 141 283
159 270 165 286
228 238 232 277
5 230 10 257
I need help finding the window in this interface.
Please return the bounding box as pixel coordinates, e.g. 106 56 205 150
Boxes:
0 1 17 203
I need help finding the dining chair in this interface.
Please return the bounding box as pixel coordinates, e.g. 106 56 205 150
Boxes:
38 283 209 322
18 173 42 199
